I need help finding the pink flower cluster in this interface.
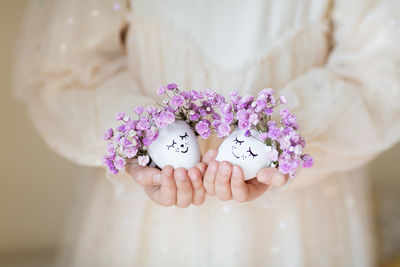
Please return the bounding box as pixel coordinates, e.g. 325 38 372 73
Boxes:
102 83 225 174
220 88 313 177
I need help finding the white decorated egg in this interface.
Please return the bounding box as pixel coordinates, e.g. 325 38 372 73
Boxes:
215 129 274 180
148 120 200 169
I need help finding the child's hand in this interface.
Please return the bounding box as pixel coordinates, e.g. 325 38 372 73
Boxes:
126 161 208 208
201 149 288 202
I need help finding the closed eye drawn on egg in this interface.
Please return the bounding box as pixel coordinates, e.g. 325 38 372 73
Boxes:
179 132 188 140
247 147 258 158
233 137 244 145
166 140 177 150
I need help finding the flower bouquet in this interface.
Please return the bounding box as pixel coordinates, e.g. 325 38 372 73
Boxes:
103 84 313 179
102 83 226 174
215 88 313 179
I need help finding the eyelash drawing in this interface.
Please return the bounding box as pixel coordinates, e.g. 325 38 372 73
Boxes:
247 147 258 158
179 132 188 140
166 140 177 150
233 137 244 145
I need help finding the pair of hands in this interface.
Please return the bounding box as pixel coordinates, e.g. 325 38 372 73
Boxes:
126 149 288 208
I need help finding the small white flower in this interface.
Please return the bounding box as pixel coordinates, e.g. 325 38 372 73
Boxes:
123 115 129 122
138 155 150 166
294 144 303 155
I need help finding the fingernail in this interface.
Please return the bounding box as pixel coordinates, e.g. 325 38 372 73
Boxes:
259 173 272 183
153 174 161 184
232 166 241 179
219 163 230 175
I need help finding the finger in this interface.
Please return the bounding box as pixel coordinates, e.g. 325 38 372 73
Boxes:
195 162 208 177
174 168 193 208
230 165 249 202
202 149 218 165
126 164 162 186
203 160 219 196
188 167 206 205
159 166 176 206
256 168 288 186
215 161 233 201
246 178 270 201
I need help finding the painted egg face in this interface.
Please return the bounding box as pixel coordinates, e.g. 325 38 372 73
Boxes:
216 129 273 180
148 120 200 169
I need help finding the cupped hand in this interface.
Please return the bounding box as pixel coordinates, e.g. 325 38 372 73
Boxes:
201 149 288 202
126 160 208 208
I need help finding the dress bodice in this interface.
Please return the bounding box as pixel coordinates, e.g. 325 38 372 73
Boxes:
127 0 332 95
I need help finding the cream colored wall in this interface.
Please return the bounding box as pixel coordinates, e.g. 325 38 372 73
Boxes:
0 0 399 264
0 0 84 254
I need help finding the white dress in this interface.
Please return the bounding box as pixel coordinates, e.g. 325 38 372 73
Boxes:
14 0 400 266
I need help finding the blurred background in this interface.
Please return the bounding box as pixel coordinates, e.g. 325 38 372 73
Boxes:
0 1 399 267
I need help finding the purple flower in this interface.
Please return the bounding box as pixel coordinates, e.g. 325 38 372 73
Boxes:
278 154 299 174
171 95 185 106
266 148 279 161
124 146 138 158
265 107 274 115
249 113 259 125
114 157 126 170
146 129 158 141
103 128 114 140
238 95 254 109
116 112 125 121
103 155 114 169
217 123 231 138
166 83 178 90
278 136 291 150
258 88 274 97
117 124 126 133
146 106 157 115
107 143 116 157
109 168 119 175
238 120 250 130
268 125 282 140
155 111 175 128
121 138 132 147
302 154 314 168
279 95 287 104
125 121 135 132
190 90 203 100
230 90 241 105
142 138 152 146
138 155 150 166
196 120 211 139
237 109 249 122
244 130 251 137
258 132 269 141
157 86 166 95
134 106 144 115
223 112 234 124
189 112 201 121
136 119 150 131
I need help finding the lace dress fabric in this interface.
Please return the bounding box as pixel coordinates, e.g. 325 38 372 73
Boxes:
13 0 400 266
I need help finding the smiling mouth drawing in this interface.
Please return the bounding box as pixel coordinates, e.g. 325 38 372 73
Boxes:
232 151 240 159
181 147 189 153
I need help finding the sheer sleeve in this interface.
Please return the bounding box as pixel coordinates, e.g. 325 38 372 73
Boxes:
13 0 156 166
283 0 400 188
